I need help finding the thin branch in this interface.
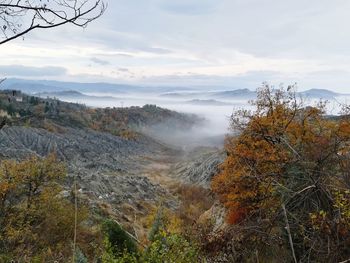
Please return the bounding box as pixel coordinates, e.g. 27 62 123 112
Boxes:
0 0 106 45
282 203 298 263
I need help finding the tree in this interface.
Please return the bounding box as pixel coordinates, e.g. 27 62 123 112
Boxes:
0 0 106 45
0 154 92 261
212 84 350 262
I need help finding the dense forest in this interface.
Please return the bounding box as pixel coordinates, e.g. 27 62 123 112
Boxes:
0 85 349 262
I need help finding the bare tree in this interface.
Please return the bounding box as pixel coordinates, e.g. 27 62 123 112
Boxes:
0 0 106 45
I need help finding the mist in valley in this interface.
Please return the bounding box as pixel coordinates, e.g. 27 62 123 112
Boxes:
36 87 350 149
41 90 253 148
4 78 349 149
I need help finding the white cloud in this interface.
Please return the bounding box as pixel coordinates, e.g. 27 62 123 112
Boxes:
90 57 111 65
1 0 350 92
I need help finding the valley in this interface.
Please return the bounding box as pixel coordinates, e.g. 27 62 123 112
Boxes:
0 89 225 252
1 85 349 262
2 1 350 261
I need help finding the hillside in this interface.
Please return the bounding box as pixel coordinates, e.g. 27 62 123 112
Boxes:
0 90 203 138
0 90 218 258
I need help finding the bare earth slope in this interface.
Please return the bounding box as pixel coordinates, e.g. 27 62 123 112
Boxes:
0 126 178 222
171 147 226 188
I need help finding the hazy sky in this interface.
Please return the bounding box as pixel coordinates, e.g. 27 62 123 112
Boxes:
1 0 350 92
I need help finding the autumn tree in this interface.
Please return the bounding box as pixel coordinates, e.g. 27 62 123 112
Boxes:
0 154 94 261
212 84 350 262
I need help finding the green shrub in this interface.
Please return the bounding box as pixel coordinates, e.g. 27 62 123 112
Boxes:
102 220 137 257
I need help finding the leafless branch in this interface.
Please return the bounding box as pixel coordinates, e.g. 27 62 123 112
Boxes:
0 0 106 45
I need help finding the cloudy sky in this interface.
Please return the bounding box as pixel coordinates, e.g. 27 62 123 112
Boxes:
1 0 350 92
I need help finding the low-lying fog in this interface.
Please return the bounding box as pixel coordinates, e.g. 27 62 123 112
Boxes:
43 89 350 149
58 93 242 148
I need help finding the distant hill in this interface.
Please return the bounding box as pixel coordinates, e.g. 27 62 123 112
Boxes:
162 88 348 101
1 78 348 102
36 90 121 101
160 89 256 100
210 88 256 99
184 99 233 106
0 78 137 94
299 89 341 99
0 78 190 94
159 92 204 99
37 90 86 97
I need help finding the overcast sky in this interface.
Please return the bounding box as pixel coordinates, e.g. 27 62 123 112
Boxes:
1 0 350 92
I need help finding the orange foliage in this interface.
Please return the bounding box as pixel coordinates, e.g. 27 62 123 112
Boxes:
212 84 350 225
227 207 248 224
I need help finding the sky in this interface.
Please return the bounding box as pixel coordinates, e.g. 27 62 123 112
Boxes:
1 0 350 92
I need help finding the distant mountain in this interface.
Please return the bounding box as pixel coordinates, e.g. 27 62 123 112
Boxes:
210 88 256 99
160 92 203 99
299 89 341 99
0 78 137 94
0 78 190 94
160 89 256 100
36 90 121 101
37 90 86 98
184 99 233 106
3 82 62 94
1 78 347 102
160 89 256 101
